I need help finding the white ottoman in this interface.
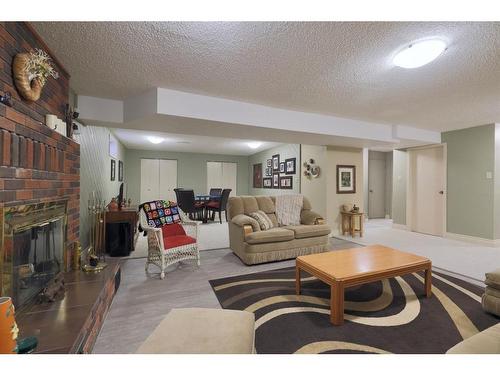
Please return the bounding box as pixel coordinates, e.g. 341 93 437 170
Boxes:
136 308 255 354
446 323 500 354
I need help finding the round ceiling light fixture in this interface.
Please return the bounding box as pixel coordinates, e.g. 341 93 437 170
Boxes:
247 141 262 149
393 39 447 69
146 136 164 144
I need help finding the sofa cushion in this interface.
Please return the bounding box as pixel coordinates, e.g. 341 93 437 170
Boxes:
227 197 244 219
241 196 259 215
482 293 500 317
267 213 279 228
485 268 500 289
284 224 331 239
245 228 294 244
446 323 500 354
255 196 276 213
244 235 329 254
164 235 196 250
136 308 255 354
485 286 500 298
248 210 274 230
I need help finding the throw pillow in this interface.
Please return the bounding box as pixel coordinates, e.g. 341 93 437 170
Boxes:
141 200 181 228
248 210 274 230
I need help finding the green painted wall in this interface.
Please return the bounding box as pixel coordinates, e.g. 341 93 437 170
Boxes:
442 124 496 239
495 124 500 239
124 149 249 204
392 150 407 226
248 144 300 196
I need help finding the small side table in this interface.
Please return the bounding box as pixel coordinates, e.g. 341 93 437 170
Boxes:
340 211 364 237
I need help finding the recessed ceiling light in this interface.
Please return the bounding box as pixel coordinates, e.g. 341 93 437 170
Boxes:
146 136 164 144
247 141 262 149
176 141 191 144
393 39 447 69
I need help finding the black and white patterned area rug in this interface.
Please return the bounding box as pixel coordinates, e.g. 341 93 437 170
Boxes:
209 267 499 353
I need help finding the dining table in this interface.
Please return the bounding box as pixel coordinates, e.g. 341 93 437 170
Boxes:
194 195 221 223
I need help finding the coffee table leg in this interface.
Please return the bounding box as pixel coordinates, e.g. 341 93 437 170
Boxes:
330 282 344 325
425 266 432 297
295 265 301 295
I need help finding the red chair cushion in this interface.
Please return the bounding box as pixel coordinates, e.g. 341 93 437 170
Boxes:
206 201 220 209
194 202 205 208
161 224 196 250
164 235 197 250
161 223 186 237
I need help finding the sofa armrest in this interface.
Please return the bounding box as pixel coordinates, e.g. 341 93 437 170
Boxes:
231 214 260 232
301 210 325 225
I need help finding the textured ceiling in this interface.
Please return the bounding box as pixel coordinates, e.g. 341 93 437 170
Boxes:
32 22 500 132
111 128 281 155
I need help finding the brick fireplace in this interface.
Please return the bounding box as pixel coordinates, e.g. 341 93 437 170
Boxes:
0 22 80 306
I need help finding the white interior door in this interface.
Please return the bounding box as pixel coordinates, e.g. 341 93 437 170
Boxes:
409 146 445 236
222 162 237 196
368 158 386 218
140 159 160 203
159 159 178 202
207 162 223 193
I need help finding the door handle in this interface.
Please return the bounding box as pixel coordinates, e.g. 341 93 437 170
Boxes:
369 190 373 193
438 191 444 195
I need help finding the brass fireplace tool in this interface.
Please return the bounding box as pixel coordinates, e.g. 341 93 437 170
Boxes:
82 191 108 272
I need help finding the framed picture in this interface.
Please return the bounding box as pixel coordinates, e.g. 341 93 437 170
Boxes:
280 176 293 189
118 160 124 182
336 165 356 194
265 167 271 176
111 159 116 181
253 163 263 188
285 157 296 175
263 178 272 188
267 159 272 167
272 154 280 172
279 162 285 173
272 173 280 188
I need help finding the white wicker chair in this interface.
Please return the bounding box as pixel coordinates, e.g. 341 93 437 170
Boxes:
139 208 200 279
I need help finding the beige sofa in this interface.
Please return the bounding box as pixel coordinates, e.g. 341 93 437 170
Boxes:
227 195 331 265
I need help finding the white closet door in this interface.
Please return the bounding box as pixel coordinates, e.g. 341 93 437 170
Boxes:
222 162 237 196
140 159 160 203
159 159 178 202
207 162 223 193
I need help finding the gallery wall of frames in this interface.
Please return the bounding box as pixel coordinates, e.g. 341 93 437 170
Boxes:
249 144 300 195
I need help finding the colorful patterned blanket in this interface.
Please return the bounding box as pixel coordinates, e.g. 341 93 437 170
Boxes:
141 200 181 228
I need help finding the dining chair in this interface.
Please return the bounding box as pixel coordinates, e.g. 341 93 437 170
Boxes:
206 188 231 224
174 188 185 204
177 189 205 221
209 188 222 197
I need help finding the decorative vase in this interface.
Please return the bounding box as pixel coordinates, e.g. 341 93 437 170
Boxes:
107 198 119 211
0 297 18 354
343 204 353 212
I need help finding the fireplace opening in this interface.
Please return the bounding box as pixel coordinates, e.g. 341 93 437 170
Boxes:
1 200 67 310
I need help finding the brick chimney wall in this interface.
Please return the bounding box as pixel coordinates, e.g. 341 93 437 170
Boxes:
0 22 80 256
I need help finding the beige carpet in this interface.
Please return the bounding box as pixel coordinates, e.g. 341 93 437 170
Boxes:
124 221 230 259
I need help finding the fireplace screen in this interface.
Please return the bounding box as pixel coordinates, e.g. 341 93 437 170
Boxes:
1 201 67 309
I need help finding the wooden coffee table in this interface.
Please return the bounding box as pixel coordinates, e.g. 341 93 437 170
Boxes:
296 245 432 325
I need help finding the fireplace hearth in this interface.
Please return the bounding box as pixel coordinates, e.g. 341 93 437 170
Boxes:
1 200 67 310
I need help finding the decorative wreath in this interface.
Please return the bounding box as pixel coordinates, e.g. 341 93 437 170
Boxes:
13 49 59 102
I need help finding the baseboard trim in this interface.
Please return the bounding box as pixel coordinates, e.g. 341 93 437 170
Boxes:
392 223 409 231
444 232 500 247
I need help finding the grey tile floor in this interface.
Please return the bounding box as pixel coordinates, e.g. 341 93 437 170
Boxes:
92 237 358 353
